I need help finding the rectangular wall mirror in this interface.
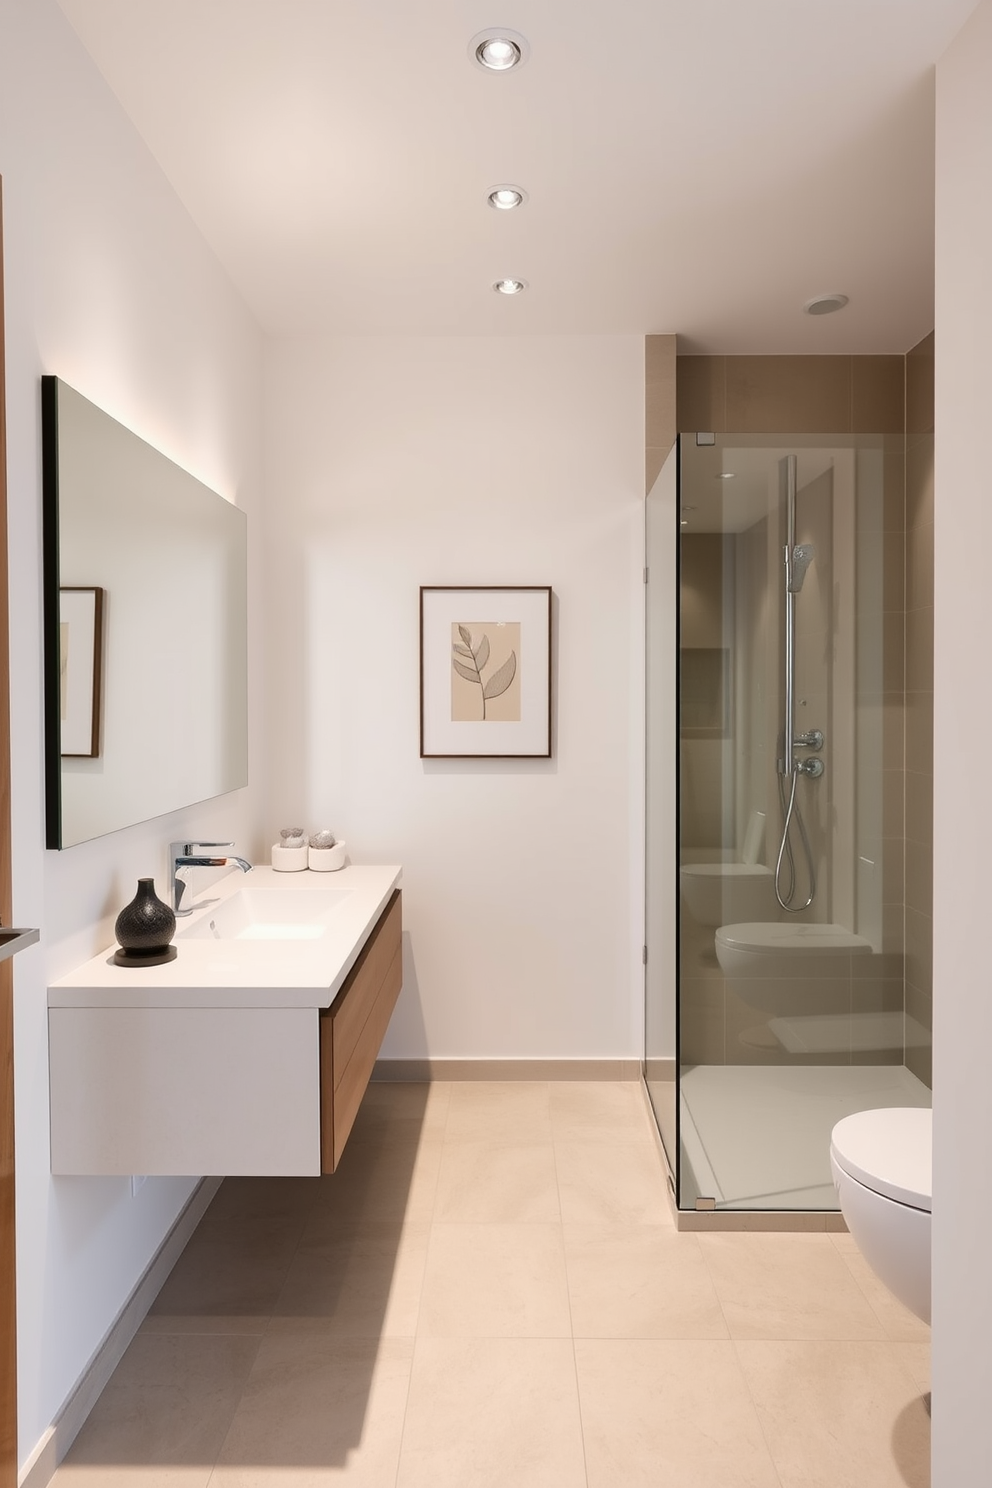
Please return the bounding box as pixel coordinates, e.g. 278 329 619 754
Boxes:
42 376 248 849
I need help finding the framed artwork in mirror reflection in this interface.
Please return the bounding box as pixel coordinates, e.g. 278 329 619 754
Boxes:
59 586 103 757
419 586 552 758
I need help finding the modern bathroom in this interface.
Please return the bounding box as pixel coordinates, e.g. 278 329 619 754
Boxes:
1 2 990 1486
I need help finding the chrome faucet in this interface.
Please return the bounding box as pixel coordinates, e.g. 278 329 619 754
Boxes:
169 840 252 916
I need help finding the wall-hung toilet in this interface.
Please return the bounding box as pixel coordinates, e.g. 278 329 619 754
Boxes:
714 921 873 1014
830 1107 931 1325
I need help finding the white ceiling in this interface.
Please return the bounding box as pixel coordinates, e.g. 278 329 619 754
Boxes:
55 0 977 348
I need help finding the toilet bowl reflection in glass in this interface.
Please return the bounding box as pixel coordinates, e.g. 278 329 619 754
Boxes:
714 920 873 1015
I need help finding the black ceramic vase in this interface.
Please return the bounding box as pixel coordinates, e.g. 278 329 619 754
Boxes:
113 877 177 967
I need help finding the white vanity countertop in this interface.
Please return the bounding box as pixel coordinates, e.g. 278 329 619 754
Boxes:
48 863 402 1010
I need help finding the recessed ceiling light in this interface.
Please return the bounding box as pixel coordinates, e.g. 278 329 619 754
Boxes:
493 278 527 295
469 29 530 71
803 293 849 316
488 185 527 210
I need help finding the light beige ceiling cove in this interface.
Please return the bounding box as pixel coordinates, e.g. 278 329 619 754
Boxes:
56 0 977 348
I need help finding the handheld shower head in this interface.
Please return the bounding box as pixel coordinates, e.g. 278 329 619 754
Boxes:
788 543 816 594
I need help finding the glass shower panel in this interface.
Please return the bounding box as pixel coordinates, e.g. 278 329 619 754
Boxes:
673 434 930 1213
645 445 678 1182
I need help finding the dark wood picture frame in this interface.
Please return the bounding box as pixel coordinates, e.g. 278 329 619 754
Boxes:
420 585 552 759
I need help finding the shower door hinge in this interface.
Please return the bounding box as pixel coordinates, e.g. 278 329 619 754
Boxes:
642 945 648 965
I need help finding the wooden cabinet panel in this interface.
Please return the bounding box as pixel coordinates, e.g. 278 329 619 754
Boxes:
320 890 401 1172
331 891 401 1080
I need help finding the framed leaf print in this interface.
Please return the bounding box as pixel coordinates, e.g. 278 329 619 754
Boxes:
420 586 552 758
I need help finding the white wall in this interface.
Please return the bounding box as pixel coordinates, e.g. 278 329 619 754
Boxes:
0 2 264 1467
933 5 992 1481
264 335 645 1060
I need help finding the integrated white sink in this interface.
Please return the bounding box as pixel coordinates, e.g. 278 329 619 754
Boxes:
176 886 354 942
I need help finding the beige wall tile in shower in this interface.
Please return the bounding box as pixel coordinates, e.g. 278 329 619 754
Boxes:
906 331 934 437
882 528 906 613
852 355 904 434
904 908 933 999
905 691 934 776
883 440 906 533
676 355 726 431
905 769 933 851
882 620 905 694
906 520 934 613
905 837 933 919
725 356 852 433
882 768 905 841
881 696 905 770
882 903 905 956
905 606 934 694
906 439 934 530
905 1040 932 1090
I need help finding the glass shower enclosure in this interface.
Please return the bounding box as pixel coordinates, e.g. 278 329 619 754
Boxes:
645 433 931 1214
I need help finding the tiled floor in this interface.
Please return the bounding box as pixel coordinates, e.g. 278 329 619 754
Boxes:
51 1081 931 1487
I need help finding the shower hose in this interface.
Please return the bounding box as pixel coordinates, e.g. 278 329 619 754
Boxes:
774 764 816 912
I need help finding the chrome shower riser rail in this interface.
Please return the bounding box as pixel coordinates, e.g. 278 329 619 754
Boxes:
775 453 819 913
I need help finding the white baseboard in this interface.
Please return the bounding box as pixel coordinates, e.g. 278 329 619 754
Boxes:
19 1176 222 1488
373 1057 642 1081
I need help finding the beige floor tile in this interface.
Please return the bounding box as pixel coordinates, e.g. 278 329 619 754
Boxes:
555 1141 670 1225
204 1176 321 1226
564 1224 728 1339
144 1218 304 1333
549 1081 653 1144
52 1333 260 1486
434 1140 561 1223
698 1233 887 1340
443 1080 552 1143
348 1080 451 1144
897 1340 932 1397
396 1337 586 1488
418 1223 571 1337
829 1231 931 1341
269 1222 429 1338
306 1132 442 1230
736 1339 930 1488
574 1338 780 1488
209 1336 413 1487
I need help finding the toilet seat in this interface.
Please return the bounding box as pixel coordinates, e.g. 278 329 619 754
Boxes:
716 922 873 958
830 1107 932 1213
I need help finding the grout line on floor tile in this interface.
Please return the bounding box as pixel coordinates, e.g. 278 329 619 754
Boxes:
730 1338 787 1488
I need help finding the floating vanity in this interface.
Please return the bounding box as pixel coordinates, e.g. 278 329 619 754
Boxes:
48 864 402 1176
